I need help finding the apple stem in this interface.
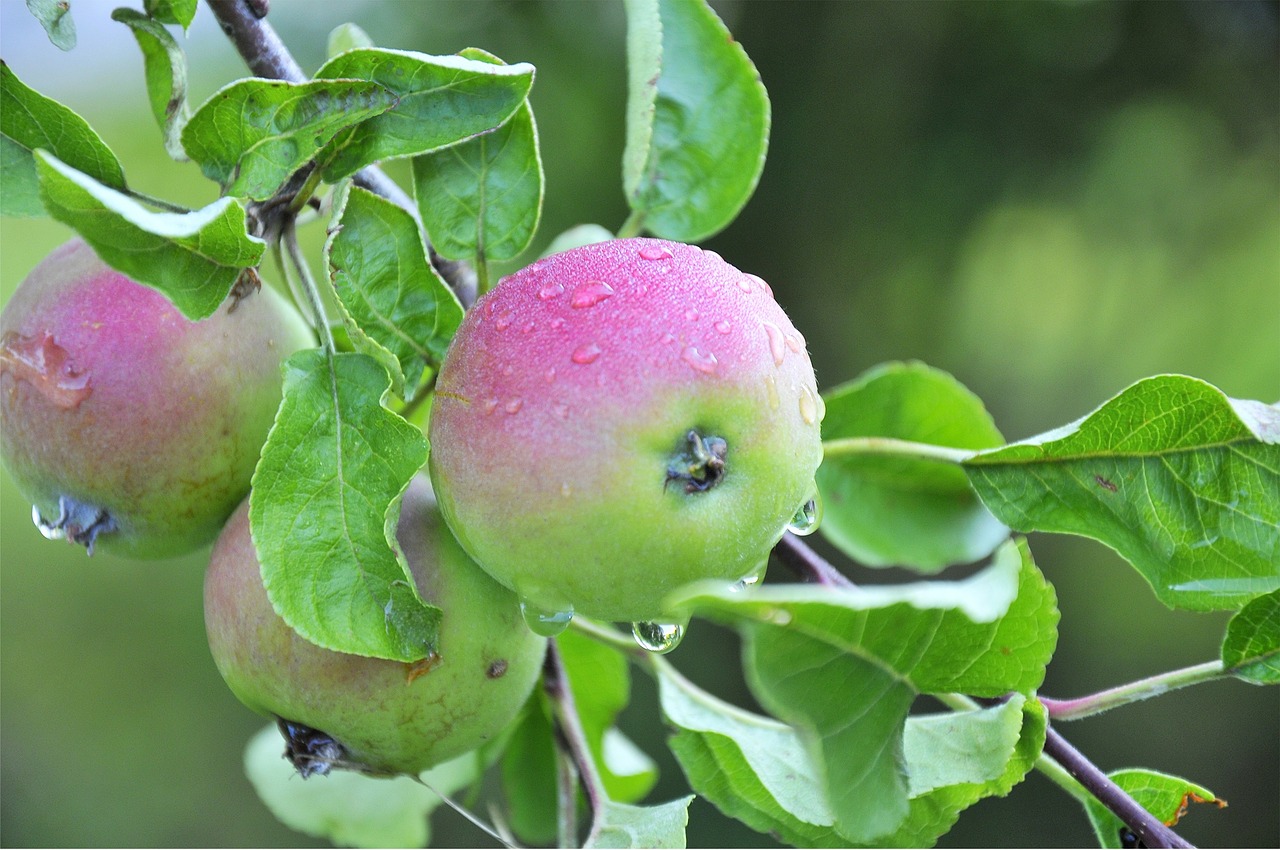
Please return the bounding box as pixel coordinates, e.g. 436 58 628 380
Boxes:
282 220 336 355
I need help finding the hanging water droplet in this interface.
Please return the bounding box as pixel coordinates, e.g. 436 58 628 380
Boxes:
537 282 565 301
733 562 767 592
680 345 718 374
504 397 524 414
571 343 602 364
520 599 574 637
798 385 819 425
787 491 822 536
762 322 786 366
714 320 732 334
631 620 687 654
32 504 66 541
570 280 614 309
638 244 673 261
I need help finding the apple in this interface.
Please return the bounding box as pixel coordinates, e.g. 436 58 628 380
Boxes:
428 237 824 627
0 238 314 558
203 476 549 776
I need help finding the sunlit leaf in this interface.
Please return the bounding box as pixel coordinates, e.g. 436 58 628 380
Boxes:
1222 588 1280 684
1084 769 1223 849
25 0 75 50
966 375 1280 611
587 796 694 849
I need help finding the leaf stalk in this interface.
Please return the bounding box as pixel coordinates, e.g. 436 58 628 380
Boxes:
1042 660 1226 721
822 436 976 464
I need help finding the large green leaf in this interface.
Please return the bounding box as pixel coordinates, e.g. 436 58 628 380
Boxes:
672 539 1058 842
586 797 694 849
250 349 435 662
499 695 560 847
111 8 191 161
326 185 465 393
244 723 480 848
412 48 544 265
818 362 1008 571
966 375 1280 611
314 48 534 182
183 78 398 200
1222 588 1280 684
621 0 769 241
2 61 124 216
25 0 75 50
34 151 263 319
1084 769 1222 849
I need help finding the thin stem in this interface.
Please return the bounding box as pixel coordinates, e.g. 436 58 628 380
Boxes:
413 777 517 849
570 617 648 657
1042 726 1193 849
544 640 609 845
282 219 335 354
124 188 192 214
1043 660 1226 721
616 209 645 239
822 436 976 464
773 532 856 588
554 740 579 849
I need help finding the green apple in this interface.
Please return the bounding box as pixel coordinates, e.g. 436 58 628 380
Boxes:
0 238 314 558
203 475 548 776
428 237 824 627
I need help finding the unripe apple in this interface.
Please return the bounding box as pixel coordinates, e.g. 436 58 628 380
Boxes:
428 237 824 627
203 476 548 777
0 238 314 558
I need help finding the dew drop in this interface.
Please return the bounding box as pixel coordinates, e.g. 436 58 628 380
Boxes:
537 282 564 301
752 274 774 297
785 332 805 354
733 562 767 592
787 489 822 536
762 322 786 366
798 385 819 425
521 320 536 334
680 346 718 374
482 398 500 415
764 375 781 410
684 307 700 322
544 367 557 384
571 343 602 365
661 331 676 345
736 277 754 293
504 398 523 415
501 364 515 377
570 280 615 309
32 504 66 541
714 320 732 334
494 314 513 332
0 331 92 409
638 244 673 261
631 620 687 654
550 317 565 330
520 599 574 637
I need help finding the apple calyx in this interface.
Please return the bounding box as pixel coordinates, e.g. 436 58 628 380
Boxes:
666 429 728 494
276 718 351 779
33 495 117 555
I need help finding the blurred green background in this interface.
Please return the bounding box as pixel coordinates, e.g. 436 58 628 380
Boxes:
1 0 1276 846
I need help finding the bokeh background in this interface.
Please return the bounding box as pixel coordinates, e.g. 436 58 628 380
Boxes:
1 1 1276 846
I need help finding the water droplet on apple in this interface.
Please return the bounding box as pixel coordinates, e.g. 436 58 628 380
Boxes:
638 244 673 261
521 320 536 334
571 343 602 364
714 320 732 334
1 331 93 408
570 280 614 309
520 599 574 637
537 282 565 301
733 562 767 591
550 317 565 330
762 322 786 366
501 364 515 376
787 490 822 536
544 367 557 384
684 307 700 322
764 375 781 410
736 277 754 293
494 312 513 331
798 385 819 425
631 619 687 654
680 346 718 374
505 397 523 414
482 398 500 415
785 332 805 354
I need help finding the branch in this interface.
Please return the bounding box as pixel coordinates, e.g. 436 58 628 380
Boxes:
773 531 856 588
543 639 608 846
204 0 477 306
1042 726 1194 849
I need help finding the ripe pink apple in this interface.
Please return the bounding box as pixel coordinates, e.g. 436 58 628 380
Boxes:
203 476 548 777
428 237 824 626
0 238 314 558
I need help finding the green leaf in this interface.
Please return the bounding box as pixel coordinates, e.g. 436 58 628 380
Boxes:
244 723 479 848
1084 769 1223 849
143 0 196 30
250 349 435 662
183 78 399 201
621 0 769 241
2 61 125 216
328 22 375 59
542 224 615 257
587 796 694 849
1222 588 1280 684
326 184 465 393
559 631 658 803
25 0 75 50
314 48 535 182
412 48 544 264
672 539 1057 842
111 8 191 161
34 151 263 319
818 362 1009 571
499 695 560 847
965 375 1280 611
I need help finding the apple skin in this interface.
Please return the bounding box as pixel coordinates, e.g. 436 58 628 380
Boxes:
0 238 314 558
428 237 824 623
203 476 548 776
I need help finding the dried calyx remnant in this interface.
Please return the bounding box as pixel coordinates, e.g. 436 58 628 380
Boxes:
34 495 117 555
277 717 356 778
665 428 727 493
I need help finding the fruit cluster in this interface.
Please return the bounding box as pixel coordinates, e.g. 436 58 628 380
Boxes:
1 236 821 776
